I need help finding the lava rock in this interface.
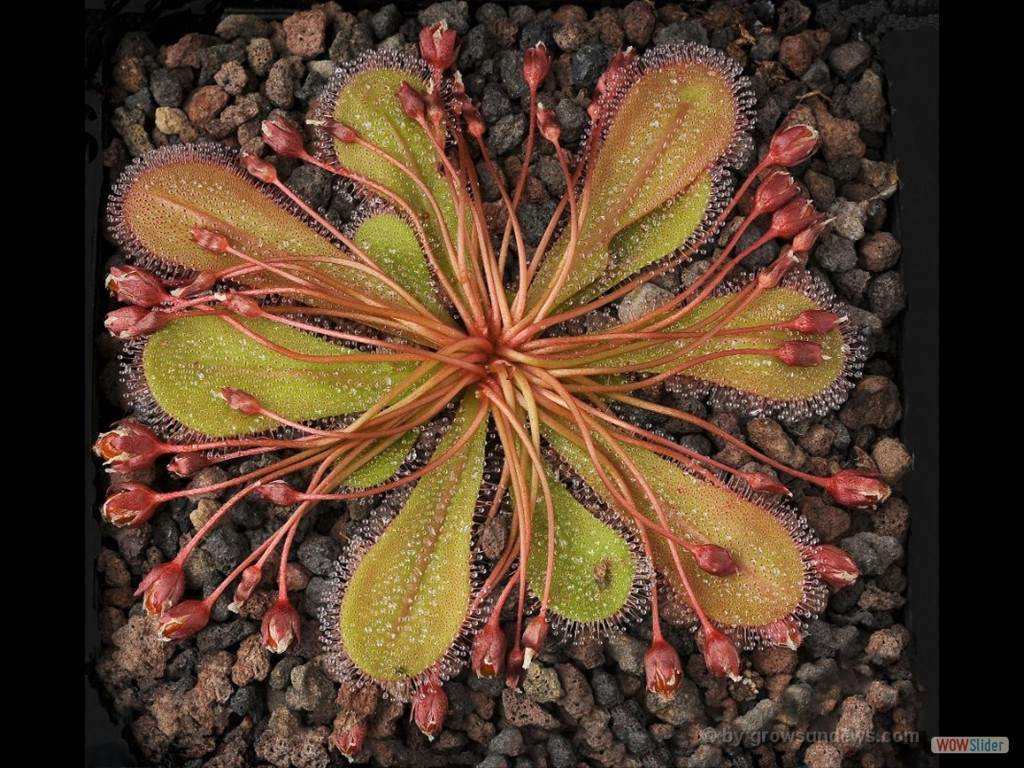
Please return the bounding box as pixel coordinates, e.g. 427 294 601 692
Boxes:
572 42 613 88
867 271 906 323
840 532 903 575
829 41 872 81
840 375 902 429
490 726 525 756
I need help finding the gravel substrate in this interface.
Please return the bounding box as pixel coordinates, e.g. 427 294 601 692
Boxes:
92 2 930 766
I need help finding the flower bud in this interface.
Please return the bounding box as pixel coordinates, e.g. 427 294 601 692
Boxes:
241 152 278 184
191 226 230 254
809 544 861 590
777 340 823 367
703 627 742 681
172 270 218 298
261 113 307 158
756 246 802 289
471 620 507 678
95 420 164 473
644 637 683 699
522 614 549 668
760 616 803 649
254 480 303 506
425 89 446 127
221 387 262 415
106 266 170 308
104 306 170 339
766 122 819 167
462 101 486 138
523 43 551 90
823 469 891 508
505 646 525 689
336 722 367 761
753 169 798 215
742 471 791 496
792 217 830 253
156 599 211 641
537 104 561 144
769 198 820 240
229 565 264 612
261 597 302 653
221 292 262 317
313 118 358 144
691 544 738 576
167 452 211 478
789 310 841 335
419 22 459 72
135 561 186 616
398 81 426 122
102 483 160 527
412 681 448 740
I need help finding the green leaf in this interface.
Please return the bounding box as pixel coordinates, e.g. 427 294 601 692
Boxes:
345 432 418 489
141 315 415 438
338 396 487 683
545 430 809 632
530 47 744 307
590 280 849 408
525 469 638 628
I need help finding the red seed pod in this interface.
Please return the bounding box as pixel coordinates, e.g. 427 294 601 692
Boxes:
769 198 820 240
191 226 230 254
156 599 211 641
756 246 801 289
644 637 683 700
505 646 525 689
789 310 841 335
104 306 170 339
221 387 262 415
425 88 446 126
134 561 186 617
411 681 448 740
462 101 486 138
261 113 307 158
167 452 212 478
241 152 278 184
253 481 303 506
742 471 792 497
336 722 367 760
760 616 803 649
321 119 358 144
398 81 426 122
691 544 739 576
703 627 742 682
823 469 891 508
522 614 549 668
753 169 798 215
173 270 218 298
808 544 861 590
261 597 302 653
101 482 160 527
471 620 507 678
419 22 459 72
106 265 171 307
777 340 824 367
221 292 262 317
766 122 820 167
94 420 164 473
792 217 830 253
537 104 561 144
229 565 264 612
523 42 551 90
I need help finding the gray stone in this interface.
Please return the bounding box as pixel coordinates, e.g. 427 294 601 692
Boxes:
840 532 902 575
815 234 857 272
547 733 575 768
490 726 525 756
572 43 613 88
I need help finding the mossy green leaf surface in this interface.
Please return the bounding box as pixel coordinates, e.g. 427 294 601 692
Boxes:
344 432 418 489
547 431 807 631
525 470 637 628
142 316 415 437
338 397 486 682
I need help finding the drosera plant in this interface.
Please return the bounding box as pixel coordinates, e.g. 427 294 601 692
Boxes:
96 22 888 754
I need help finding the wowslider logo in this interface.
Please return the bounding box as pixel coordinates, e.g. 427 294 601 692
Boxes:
931 737 1009 754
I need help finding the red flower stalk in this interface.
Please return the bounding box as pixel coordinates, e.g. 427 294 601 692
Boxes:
644 637 683 699
135 561 186 617
106 265 170 308
703 627 741 681
766 122 819 167
419 22 459 72
336 722 367 761
261 114 307 159
101 482 160 527
809 544 861 590
471 620 507 678
156 599 211 641
261 597 302 653
691 543 738 576
823 469 891 508
95 420 164 473
411 680 448 740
